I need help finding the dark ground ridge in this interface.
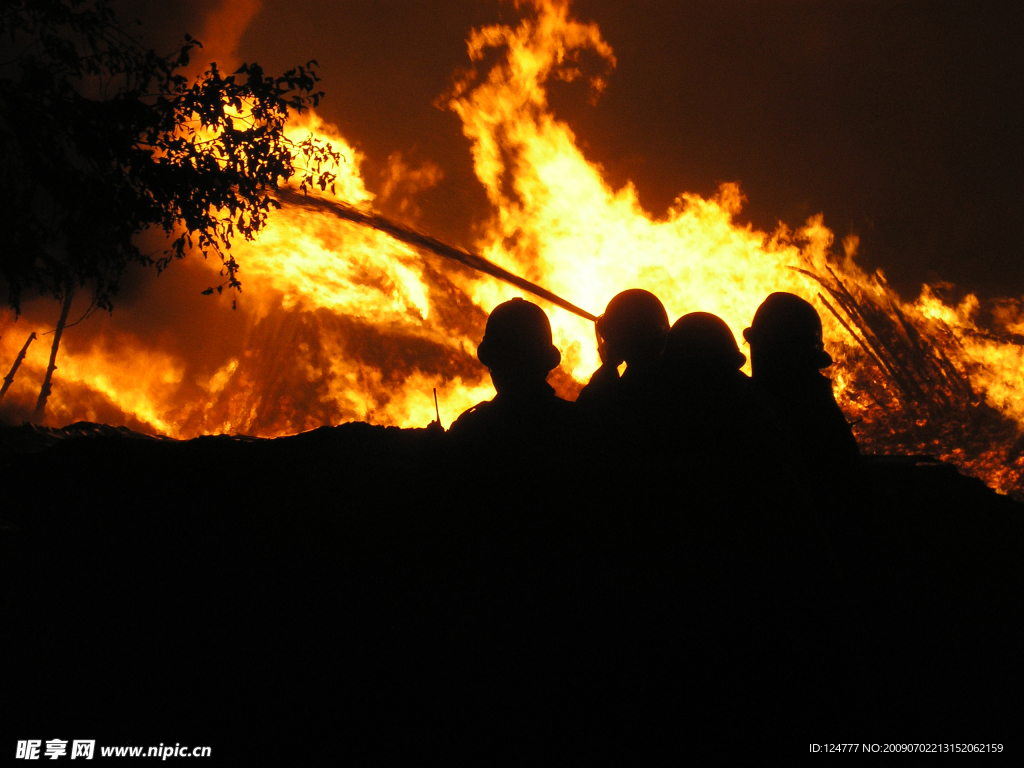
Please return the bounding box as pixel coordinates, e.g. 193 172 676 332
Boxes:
1 421 1021 759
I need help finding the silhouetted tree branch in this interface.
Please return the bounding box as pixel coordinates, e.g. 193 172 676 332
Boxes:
0 0 340 417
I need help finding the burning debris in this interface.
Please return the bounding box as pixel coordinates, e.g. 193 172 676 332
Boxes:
1 0 1021 498
805 266 1024 497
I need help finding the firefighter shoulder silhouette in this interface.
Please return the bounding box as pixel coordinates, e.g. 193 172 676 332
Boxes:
743 292 860 473
660 311 779 456
447 298 576 456
576 289 670 412
575 289 671 466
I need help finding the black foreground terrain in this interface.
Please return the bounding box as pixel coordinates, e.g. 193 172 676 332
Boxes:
2 422 1021 760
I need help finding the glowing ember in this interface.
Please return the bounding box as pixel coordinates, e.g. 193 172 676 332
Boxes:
1 0 1021 496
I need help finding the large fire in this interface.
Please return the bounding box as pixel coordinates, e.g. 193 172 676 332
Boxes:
1 0 1022 495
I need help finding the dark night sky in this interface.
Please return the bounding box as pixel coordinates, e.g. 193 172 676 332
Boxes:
131 0 1023 305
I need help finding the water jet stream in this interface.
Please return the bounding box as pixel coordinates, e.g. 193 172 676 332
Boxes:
276 189 600 323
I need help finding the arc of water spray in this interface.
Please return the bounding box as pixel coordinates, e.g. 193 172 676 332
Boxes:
276 189 600 323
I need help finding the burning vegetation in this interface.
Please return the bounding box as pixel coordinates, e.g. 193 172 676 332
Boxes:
1 0 1021 497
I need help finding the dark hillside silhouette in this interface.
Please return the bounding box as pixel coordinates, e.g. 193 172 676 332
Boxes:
1 415 1020 758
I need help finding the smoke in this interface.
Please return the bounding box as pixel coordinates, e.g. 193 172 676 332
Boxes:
186 0 263 76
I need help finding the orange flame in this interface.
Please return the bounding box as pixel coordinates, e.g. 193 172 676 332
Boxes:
1 0 1021 495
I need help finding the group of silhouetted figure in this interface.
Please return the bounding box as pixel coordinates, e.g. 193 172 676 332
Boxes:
443 289 859 507
428 289 873 726
417 288 1023 737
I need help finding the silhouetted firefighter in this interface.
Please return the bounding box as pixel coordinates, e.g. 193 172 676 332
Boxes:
659 311 793 472
447 298 577 458
665 311 746 373
743 292 860 478
575 289 670 441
